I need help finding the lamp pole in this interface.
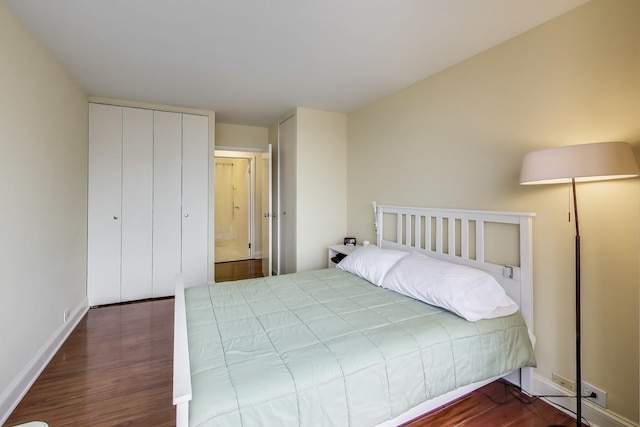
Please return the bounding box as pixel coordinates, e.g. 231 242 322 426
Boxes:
572 178 582 426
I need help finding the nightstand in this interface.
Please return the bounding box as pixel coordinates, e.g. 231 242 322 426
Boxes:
328 244 359 268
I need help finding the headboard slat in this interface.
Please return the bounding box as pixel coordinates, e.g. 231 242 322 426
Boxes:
447 217 455 256
425 216 432 251
461 219 470 259
435 217 443 253
405 214 412 247
476 220 485 263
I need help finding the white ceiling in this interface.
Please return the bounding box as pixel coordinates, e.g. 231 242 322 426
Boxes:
5 0 589 126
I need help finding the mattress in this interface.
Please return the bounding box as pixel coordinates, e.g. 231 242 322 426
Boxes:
185 268 536 427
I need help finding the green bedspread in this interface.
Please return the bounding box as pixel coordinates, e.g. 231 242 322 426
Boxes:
185 268 535 426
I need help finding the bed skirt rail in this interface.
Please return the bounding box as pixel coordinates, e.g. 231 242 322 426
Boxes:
173 274 192 427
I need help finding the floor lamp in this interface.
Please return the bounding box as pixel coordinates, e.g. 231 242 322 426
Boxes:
519 141 639 426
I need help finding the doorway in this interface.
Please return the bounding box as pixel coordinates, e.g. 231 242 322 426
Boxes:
211 147 272 282
214 157 251 262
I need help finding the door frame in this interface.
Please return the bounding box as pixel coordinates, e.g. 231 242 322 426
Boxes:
261 144 273 277
214 150 255 260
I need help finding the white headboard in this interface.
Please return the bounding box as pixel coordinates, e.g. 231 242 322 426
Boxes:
373 202 536 391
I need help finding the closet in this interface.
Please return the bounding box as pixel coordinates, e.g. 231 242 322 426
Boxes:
87 103 208 306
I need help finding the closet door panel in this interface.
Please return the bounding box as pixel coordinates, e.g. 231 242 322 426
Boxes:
88 103 122 306
181 114 209 287
279 116 297 274
153 111 183 297
121 107 153 301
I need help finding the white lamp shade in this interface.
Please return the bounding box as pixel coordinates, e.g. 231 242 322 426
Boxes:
520 141 639 185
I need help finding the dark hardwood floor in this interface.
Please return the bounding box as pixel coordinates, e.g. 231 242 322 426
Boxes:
6 299 175 427
214 258 264 282
7 261 578 427
403 381 578 427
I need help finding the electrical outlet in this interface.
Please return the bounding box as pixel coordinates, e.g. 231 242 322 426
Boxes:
552 372 575 392
582 381 607 408
63 308 71 323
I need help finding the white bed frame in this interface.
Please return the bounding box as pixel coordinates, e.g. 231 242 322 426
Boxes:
372 203 535 425
173 203 535 427
173 274 191 427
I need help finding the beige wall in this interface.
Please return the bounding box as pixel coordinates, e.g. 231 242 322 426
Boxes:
216 122 269 150
296 108 348 271
346 0 640 421
0 1 88 413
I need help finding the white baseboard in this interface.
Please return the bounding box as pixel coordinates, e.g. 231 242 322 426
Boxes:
0 298 88 424
535 374 638 427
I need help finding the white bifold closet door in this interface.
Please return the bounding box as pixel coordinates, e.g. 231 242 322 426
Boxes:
121 108 153 301
152 111 183 298
89 104 155 305
151 111 209 295
278 116 297 274
181 114 209 288
88 104 208 306
88 104 123 306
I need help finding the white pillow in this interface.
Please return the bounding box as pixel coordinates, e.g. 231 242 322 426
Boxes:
336 245 409 285
380 251 518 322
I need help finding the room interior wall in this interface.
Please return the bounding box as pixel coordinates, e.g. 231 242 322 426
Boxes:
215 122 269 151
346 0 639 422
295 108 348 271
0 1 89 418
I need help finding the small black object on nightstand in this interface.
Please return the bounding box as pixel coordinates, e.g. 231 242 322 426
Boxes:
331 253 347 264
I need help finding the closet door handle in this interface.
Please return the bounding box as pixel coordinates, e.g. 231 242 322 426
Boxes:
184 213 189 218
113 216 118 220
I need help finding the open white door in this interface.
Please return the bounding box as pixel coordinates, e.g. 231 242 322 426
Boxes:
261 144 273 276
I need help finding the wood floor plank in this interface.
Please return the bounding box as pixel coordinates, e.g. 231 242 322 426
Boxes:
214 258 264 282
404 381 582 427
7 262 579 426
402 392 497 426
6 299 175 427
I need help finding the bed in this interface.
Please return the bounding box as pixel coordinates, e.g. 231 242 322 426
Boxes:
173 204 536 426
